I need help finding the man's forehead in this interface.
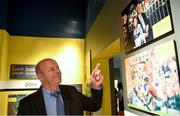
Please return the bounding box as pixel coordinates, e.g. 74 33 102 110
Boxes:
39 59 58 66
43 59 57 64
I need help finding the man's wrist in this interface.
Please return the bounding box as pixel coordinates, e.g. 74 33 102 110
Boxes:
91 84 103 90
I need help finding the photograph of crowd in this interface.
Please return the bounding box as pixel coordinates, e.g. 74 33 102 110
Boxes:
122 0 173 52
125 40 180 115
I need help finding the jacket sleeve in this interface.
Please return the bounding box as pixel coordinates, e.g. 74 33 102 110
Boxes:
81 85 103 111
17 99 31 115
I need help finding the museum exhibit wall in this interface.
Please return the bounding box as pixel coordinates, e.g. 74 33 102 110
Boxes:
120 0 180 115
86 0 180 115
0 29 85 115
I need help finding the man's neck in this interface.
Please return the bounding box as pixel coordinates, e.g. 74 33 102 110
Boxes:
42 85 59 94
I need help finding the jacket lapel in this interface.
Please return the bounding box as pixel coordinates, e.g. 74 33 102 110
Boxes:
60 85 71 115
35 86 47 115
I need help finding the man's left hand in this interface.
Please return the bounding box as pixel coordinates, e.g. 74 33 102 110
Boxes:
90 63 104 89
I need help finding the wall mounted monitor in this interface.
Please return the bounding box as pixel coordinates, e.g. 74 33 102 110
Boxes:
125 40 180 115
121 0 174 53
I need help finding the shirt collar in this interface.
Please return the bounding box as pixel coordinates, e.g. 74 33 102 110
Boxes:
42 87 60 98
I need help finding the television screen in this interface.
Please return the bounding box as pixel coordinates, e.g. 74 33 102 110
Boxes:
121 0 174 53
125 40 180 115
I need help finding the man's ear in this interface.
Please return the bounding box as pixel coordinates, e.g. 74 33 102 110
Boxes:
37 73 43 81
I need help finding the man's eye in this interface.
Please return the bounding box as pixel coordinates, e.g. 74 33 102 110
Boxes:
49 68 54 71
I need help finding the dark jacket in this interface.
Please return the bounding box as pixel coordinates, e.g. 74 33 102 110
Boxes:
17 85 103 115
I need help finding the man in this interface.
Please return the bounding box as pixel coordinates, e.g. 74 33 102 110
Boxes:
17 58 103 115
117 82 124 112
137 1 153 43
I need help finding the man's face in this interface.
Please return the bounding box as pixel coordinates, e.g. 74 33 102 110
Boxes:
38 59 61 88
137 3 143 14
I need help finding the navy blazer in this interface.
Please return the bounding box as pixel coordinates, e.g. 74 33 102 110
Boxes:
17 85 103 115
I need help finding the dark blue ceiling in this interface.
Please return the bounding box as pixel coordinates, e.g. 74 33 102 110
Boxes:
0 0 8 29
0 0 106 38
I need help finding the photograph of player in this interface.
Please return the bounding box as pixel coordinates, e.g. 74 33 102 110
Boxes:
125 40 180 115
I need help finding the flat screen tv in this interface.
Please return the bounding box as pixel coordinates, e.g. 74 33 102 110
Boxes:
121 0 174 53
125 40 180 115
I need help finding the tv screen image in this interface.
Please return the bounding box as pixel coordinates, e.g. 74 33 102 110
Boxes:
125 40 180 115
121 0 174 53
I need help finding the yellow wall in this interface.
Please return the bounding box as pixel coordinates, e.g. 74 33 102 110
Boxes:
85 0 122 114
92 38 121 115
0 29 9 81
92 59 111 115
8 36 85 85
84 50 91 96
94 38 121 59
85 0 122 58
0 91 8 115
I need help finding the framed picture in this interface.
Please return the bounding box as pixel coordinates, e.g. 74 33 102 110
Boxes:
7 91 35 115
121 0 174 53
125 40 180 115
10 64 37 79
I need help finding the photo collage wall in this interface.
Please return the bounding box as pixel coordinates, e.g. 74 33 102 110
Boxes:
121 0 180 115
